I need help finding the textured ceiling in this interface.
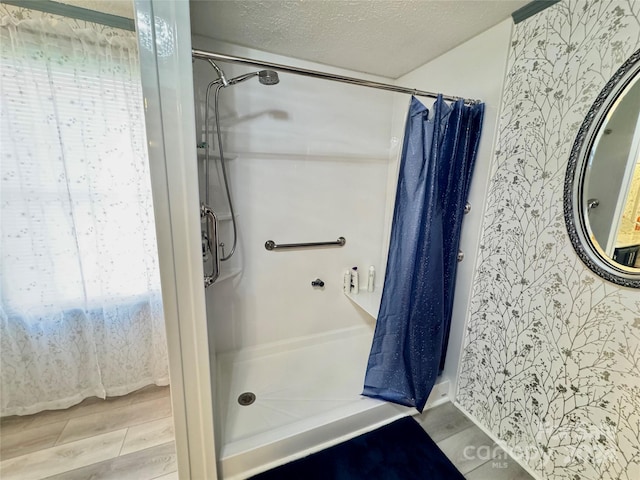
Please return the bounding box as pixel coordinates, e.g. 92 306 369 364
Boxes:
189 0 529 79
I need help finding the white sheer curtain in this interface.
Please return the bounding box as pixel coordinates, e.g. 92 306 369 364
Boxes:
0 5 168 416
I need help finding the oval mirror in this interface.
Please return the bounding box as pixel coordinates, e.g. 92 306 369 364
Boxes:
565 49 640 288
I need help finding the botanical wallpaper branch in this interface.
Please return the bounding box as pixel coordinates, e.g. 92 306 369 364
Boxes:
457 1 640 479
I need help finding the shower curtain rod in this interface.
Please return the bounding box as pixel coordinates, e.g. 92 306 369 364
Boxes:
191 49 480 105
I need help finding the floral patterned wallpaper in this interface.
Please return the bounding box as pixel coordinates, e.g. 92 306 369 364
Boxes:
457 1 640 479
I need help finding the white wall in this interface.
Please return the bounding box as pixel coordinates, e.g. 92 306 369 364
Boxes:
191 37 397 352
384 19 514 396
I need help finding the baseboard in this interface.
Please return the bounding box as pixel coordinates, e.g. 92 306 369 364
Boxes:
452 400 543 480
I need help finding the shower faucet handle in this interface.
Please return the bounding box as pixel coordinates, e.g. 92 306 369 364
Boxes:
311 279 325 288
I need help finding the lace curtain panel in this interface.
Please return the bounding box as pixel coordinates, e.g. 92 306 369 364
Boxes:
0 5 168 416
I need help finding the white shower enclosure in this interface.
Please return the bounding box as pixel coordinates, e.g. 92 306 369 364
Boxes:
190 37 454 478
137 1 483 478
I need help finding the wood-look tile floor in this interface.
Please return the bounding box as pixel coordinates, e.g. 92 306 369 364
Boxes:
0 385 176 480
417 402 536 480
0 387 533 480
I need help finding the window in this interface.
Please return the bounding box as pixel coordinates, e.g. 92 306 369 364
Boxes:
0 4 167 416
1 4 161 316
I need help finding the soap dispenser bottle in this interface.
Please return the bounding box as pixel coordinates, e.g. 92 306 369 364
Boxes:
351 267 359 294
367 266 375 292
343 269 351 294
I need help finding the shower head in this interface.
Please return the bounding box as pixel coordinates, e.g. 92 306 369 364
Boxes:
258 70 279 85
226 70 280 87
197 56 279 87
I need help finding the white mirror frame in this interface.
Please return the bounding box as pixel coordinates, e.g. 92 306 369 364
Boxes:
564 48 640 288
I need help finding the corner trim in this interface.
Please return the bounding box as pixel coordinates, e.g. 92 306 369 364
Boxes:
512 0 560 24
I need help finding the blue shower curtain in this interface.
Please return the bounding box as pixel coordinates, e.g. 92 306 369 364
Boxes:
363 95 484 412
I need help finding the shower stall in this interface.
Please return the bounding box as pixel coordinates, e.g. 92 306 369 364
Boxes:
191 39 452 479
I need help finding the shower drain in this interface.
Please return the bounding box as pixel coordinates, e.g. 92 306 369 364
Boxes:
237 392 256 406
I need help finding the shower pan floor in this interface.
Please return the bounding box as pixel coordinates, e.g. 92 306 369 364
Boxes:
216 325 448 478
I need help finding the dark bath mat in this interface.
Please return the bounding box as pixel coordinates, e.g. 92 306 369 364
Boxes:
250 416 465 479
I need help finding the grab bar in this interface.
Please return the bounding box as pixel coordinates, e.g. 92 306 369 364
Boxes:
201 204 220 287
265 237 346 251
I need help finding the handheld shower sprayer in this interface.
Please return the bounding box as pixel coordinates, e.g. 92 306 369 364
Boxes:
227 70 280 86
258 70 279 85
198 57 281 283
199 55 280 88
